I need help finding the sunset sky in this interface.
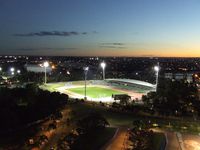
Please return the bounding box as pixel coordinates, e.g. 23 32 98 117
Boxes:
1 0 200 57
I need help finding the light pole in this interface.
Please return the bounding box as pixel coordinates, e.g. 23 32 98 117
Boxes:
154 64 159 92
100 61 106 80
43 61 49 84
83 67 89 100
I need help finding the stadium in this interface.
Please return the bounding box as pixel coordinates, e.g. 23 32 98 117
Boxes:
42 78 156 103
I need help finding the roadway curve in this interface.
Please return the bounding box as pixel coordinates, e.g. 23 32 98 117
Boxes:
101 127 128 150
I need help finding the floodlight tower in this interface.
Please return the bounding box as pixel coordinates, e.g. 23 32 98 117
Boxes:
83 67 89 100
154 63 160 92
43 61 49 84
100 61 106 80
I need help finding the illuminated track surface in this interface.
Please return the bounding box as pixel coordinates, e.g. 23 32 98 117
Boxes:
56 85 144 102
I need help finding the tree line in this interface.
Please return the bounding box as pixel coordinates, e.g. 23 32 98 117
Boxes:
0 84 68 133
142 79 200 117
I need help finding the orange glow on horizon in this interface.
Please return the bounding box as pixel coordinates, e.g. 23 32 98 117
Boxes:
78 48 200 57
28 47 200 57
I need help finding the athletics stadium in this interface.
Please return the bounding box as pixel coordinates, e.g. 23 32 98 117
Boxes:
42 78 155 103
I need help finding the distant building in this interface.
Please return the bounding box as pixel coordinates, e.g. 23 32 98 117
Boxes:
164 72 193 82
25 64 52 73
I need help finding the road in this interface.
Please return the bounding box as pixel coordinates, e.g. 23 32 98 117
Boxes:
182 133 200 150
102 127 128 150
103 128 181 150
165 131 181 150
152 128 181 150
41 107 73 150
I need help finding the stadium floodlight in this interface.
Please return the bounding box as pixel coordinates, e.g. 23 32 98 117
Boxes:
154 64 160 92
83 67 89 100
154 66 159 72
44 61 49 68
100 61 106 80
43 61 49 84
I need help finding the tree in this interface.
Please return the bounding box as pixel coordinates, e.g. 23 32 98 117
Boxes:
114 94 131 106
48 122 57 130
144 79 200 116
77 112 109 134
132 120 145 130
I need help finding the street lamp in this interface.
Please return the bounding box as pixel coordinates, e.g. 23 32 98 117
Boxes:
10 67 15 75
100 61 106 80
154 64 160 92
17 70 21 74
43 61 49 84
10 67 15 72
83 67 89 100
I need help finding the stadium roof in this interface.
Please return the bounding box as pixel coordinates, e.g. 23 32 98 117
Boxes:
106 78 155 88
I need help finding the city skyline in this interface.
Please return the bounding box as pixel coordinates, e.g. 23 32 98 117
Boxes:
1 0 200 57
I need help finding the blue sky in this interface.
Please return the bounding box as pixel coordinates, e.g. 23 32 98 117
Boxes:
0 0 200 56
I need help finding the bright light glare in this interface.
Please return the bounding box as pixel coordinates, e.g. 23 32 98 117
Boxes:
84 67 89 71
44 61 49 67
0 67 2 71
154 66 159 72
51 65 55 69
101 62 106 69
17 70 21 74
10 67 15 72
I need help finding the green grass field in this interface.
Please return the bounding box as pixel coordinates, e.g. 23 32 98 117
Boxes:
68 86 125 98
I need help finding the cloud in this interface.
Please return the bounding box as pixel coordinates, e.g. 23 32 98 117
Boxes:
100 43 125 46
99 46 126 49
140 54 157 57
13 31 89 37
16 47 78 51
99 42 126 49
92 31 98 34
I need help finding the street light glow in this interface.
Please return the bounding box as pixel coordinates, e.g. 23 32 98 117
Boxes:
10 67 15 72
84 67 89 71
17 70 21 74
0 67 2 71
51 65 55 69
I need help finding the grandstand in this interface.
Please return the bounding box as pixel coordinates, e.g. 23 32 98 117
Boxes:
105 78 155 92
106 78 155 88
